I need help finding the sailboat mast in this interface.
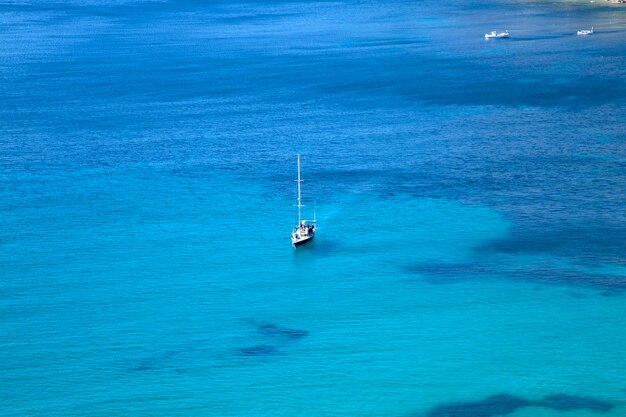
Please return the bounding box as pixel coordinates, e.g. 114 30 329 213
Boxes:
297 154 302 224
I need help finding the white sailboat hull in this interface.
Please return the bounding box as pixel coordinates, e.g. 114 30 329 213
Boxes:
292 233 314 247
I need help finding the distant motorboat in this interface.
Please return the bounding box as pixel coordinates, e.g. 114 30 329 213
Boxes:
485 30 509 39
577 27 594 36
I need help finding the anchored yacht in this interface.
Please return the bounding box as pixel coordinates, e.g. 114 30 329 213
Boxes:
291 154 316 248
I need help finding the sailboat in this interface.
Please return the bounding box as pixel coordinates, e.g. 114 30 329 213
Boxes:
291 154 316 248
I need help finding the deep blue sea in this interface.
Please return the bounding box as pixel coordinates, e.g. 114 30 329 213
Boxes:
1 0 626 416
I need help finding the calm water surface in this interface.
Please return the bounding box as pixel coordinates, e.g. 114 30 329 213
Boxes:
1 0 625 416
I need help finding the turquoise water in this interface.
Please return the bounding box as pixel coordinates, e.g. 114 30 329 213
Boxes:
1 0 626 416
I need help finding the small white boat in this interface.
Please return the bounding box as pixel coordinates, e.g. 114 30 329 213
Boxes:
577 27 594 36
291 154 316 248
485 30 509 39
